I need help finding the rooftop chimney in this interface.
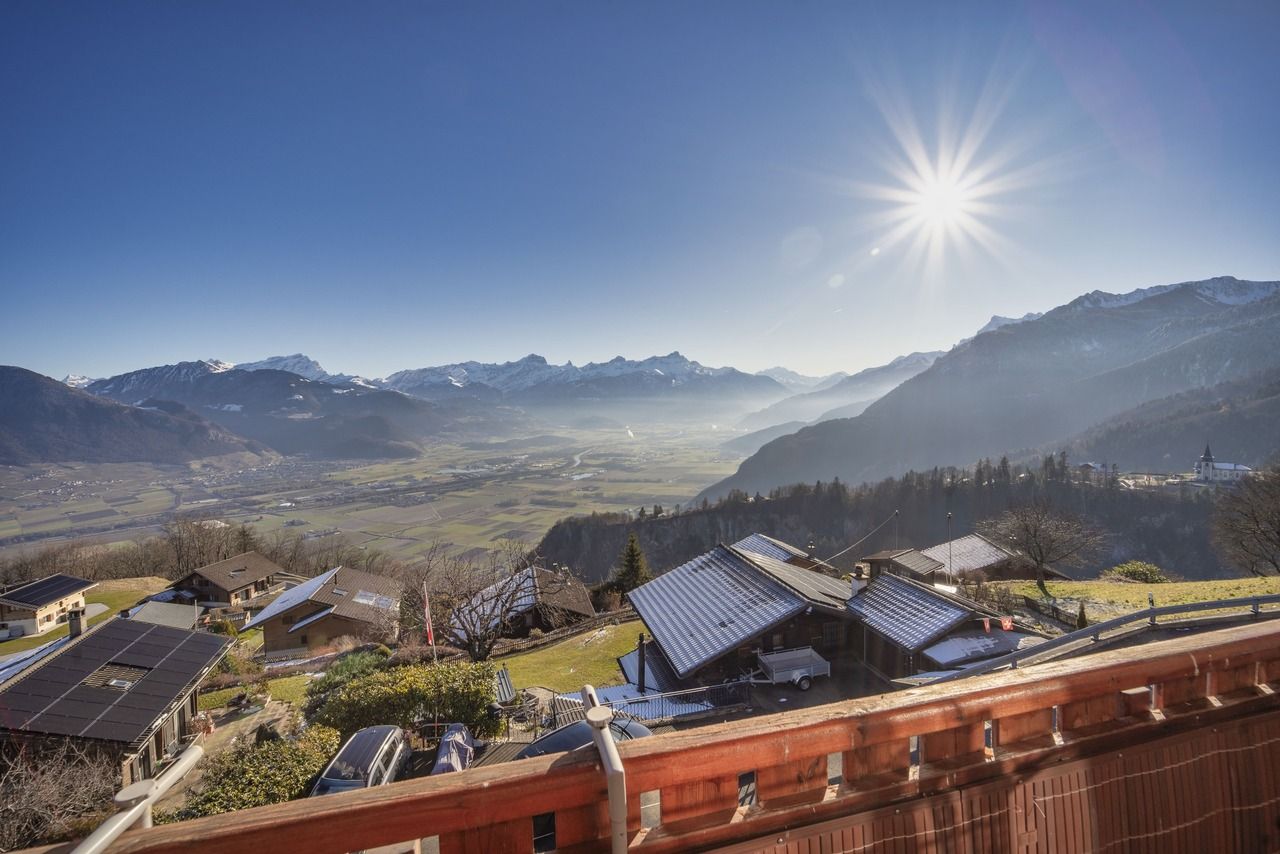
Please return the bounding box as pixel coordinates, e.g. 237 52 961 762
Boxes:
68 609 84 638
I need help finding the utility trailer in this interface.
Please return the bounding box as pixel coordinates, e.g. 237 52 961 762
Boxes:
747 647 831 691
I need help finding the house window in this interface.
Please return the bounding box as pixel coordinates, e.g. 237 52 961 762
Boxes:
299 635 308 645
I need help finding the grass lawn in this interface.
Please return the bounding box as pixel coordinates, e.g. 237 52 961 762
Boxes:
197 674 313 712
499 623 639 694
993 576 1280 615
238 627 264 652
0 578 169 655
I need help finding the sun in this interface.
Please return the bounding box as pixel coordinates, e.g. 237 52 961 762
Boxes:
842 68 1053 279
912 174 972 227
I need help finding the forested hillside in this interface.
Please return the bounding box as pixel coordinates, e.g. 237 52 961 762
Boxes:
540 462 1228 583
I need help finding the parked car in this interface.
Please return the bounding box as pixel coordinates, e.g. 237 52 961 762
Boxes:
311 725 411 796
513 717 653 760
430 723 475 774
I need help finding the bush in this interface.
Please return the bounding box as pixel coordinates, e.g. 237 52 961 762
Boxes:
304 651 388 707
1101 561 1170 584
205 618 238 636
313 661 501 739
217 648 264 677
1075 599 1089 629
158 725 340 822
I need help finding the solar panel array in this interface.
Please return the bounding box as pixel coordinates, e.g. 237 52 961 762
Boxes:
0 574 95 608
628 545 806 678
846 574 971 652
0 618 231 745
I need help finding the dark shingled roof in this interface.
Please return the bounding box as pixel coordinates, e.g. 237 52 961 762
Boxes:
181 551 283 593
0 574 97 609
847 574 972 652
0 617 231 746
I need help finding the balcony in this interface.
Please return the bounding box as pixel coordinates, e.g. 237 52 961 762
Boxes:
39 618 1280 854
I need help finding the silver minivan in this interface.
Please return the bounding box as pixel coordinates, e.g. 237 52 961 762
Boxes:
311 725 411 796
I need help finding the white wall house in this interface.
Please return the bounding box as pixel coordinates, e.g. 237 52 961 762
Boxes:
1195 445 1253 483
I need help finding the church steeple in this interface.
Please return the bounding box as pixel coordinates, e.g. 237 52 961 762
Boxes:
1201 444 1214 463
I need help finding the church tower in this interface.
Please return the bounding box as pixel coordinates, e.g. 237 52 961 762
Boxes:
1197 444 1215 481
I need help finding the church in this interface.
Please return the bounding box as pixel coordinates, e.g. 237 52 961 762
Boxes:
1194 445 1252 483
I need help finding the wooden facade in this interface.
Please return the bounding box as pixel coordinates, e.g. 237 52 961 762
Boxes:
32 617 1280 854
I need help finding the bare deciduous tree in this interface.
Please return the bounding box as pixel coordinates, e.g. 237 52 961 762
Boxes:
1213 466 1280 577
978 500 1106 597
439 540 573 661
0 740 117 852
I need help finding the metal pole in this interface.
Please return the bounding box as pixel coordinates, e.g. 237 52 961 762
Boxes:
947 512 953 583
581 685 628 854
73 745 205 854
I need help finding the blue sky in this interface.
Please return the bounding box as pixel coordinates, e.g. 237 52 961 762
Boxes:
2 1 1278 381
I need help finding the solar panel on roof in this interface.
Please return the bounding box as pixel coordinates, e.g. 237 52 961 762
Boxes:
0 574 95 608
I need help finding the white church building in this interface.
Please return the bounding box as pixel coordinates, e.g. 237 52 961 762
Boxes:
1195 445 1252 483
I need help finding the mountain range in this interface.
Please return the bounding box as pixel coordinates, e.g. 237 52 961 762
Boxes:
0 367 271 465
701 276 1280 500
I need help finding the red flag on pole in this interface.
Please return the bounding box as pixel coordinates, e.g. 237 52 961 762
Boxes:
982 617 991 633
422 581 436 648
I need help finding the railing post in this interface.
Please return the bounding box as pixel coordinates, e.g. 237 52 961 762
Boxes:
581 685 628 854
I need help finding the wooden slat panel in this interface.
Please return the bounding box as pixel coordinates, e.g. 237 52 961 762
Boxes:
920 722 985 764
843 739 910 782
438 819 529 854
659 774 739 826
1059 692 1119 733
993 708 1053 748
756 754 827 805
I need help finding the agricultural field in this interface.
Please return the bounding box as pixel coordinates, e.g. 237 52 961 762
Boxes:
0 427 739 564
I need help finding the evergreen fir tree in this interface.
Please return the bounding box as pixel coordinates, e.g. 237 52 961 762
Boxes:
613 532 652 593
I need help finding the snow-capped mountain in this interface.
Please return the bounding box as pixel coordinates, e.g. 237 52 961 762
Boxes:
235 354 330 381
88 360 235 404
61 374 96 389
384 352 785 404
1067 276 1280 311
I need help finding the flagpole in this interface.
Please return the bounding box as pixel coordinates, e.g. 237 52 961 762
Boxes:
423 581 437 663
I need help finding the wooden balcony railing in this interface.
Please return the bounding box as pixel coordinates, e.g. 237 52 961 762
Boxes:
36 618 1280 854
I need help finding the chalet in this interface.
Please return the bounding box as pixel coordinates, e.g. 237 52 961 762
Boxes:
449 566 596 642
169 551 285 608
241 566 402 654
847 573 1041 679
626 535 854 685
864 533 1068 584
0 615 231 785
0 574 97 638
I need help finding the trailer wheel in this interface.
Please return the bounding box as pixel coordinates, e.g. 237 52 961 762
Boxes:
796 676 812 691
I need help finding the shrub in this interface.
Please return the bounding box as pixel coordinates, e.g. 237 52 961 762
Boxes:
205 618 238 636
1101 561 1170 584
313 661 501 739
304 651 388 706
217 648 264 677
158 725 340 822
1075 599 1089 629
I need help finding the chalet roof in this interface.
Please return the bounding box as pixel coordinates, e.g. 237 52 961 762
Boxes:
920 534 1016 576
0 574 97 609
628 545 806 678
0 617 230 746
241 567 401 632
181 551 282 592
732 533 808 563
891 550 948 577
862 549 914 562
729 545 850 613
448 567 595 637
846 574 972 652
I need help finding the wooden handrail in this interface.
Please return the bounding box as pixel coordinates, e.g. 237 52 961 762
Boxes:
43 619 1280 854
